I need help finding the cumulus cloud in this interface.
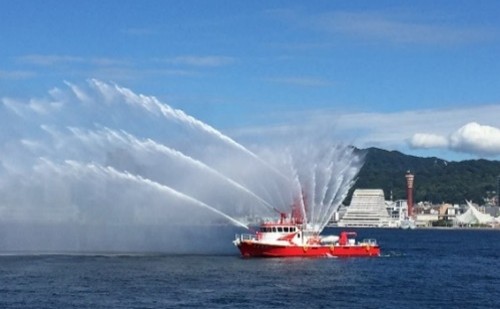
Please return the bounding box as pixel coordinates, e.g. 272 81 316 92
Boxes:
410 122 500 157
449 122 500 156
409 133 448 149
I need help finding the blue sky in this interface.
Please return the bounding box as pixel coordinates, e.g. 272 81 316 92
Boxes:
2 0 500 161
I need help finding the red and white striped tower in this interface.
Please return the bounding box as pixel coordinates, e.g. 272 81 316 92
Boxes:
405 171 415 218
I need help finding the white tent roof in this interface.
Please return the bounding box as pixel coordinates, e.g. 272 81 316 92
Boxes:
455 201 494 225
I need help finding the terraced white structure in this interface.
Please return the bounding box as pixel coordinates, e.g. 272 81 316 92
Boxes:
337 189 393 228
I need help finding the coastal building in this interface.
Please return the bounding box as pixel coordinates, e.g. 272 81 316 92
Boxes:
337 189 394 228
454 201 496 226
438 204 457 221
415 213 439 227
483 206 500 218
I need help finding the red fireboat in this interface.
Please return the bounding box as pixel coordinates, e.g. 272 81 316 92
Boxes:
233 213 380 258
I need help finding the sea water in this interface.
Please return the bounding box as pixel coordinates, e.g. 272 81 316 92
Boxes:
1 228 499 308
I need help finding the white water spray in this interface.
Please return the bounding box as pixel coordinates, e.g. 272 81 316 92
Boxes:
0 80 363 252
59 160 251 230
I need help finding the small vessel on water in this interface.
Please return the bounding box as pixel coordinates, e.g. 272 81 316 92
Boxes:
233 213 380 258
400 218 416 230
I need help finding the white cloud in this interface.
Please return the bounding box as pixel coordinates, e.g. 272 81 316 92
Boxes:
313 10 493 45
18 54 133 68
409 133 449 149
449 122 500 156
409 122 500 157
89 58 131 67
270 8 495 46
13 54 209 82
17 54 132 68
230 104 500 159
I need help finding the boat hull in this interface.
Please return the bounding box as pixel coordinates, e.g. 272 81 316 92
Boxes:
236 241 380 258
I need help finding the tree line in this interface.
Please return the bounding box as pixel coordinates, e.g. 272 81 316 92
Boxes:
348 147 500 205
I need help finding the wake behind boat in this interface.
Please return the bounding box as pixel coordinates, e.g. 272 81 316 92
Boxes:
233 213 380 258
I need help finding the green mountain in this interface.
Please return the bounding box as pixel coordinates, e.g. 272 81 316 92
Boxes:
350 147 500 205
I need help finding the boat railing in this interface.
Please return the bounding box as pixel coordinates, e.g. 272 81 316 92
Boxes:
236 233 257 241
360 238 377 245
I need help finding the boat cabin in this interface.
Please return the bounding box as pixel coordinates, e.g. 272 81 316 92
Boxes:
256 222 302 242
259 225 298 233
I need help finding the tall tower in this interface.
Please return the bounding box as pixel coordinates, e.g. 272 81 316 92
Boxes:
405 171 415 218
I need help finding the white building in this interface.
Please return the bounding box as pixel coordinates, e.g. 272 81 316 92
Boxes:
337 189 395 228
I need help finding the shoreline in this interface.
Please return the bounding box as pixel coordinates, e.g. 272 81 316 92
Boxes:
327 225 500 231
417 226 500 231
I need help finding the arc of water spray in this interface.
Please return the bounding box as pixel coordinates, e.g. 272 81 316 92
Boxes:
135 135 278 213
318 156 362 232
317 172 347 229
309 163 317 227
291 151 311 225
89 79 290 184
314 148 358 228
319 178 357 232
53 80 289 218
291 167 308 225
312 161 333 227
71 126 278 214
61 160 250 230
313 147 338 226
314 150 344 227
284 145 363 233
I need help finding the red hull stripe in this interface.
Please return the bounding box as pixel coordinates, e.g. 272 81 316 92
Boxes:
237 242 380 258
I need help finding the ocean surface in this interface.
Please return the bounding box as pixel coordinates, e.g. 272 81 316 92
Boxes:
1 228 499 308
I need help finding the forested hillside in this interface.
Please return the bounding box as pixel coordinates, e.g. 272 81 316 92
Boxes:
350 148 500 204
